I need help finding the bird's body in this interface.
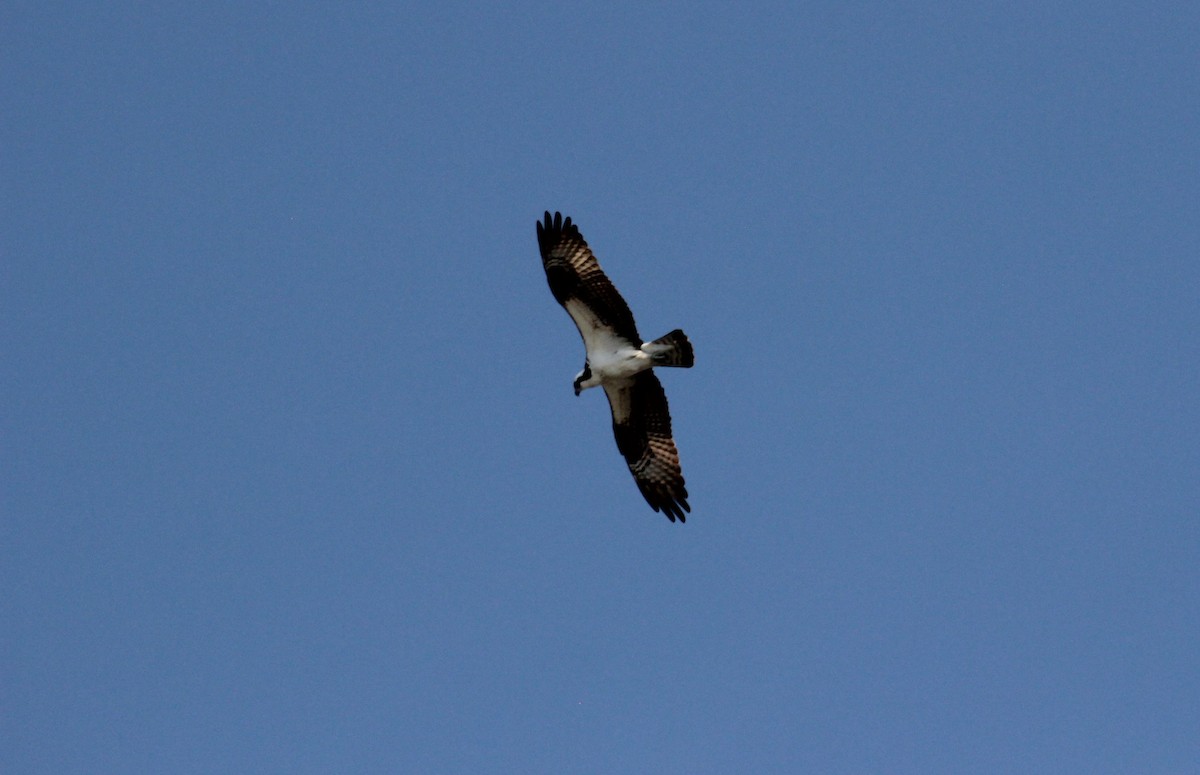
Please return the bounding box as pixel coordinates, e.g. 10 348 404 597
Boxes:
563 298 651 389
536 211 694 522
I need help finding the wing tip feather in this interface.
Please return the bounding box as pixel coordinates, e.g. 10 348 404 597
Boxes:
640 483 690 524
537 210 579 257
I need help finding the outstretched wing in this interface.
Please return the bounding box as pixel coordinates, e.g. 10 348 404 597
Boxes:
537 211 641 346
604 371 690 522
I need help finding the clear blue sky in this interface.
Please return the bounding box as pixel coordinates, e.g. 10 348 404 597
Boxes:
4 3 1198 773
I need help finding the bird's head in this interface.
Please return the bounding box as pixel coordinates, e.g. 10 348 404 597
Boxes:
573 363 592 396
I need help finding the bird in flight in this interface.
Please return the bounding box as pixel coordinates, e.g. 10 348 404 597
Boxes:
536 211 694 522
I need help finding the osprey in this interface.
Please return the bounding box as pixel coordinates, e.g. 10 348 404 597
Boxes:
536 211 694 522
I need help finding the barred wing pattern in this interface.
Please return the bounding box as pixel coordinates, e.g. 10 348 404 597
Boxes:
604 372 690 522
536 211 641 345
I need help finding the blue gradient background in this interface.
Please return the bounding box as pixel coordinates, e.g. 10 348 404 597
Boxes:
4 3 1198 772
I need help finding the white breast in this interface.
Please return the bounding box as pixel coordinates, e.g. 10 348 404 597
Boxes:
564 298 651 381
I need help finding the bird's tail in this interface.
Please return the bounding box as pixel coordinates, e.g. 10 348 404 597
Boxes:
643 329 694 368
